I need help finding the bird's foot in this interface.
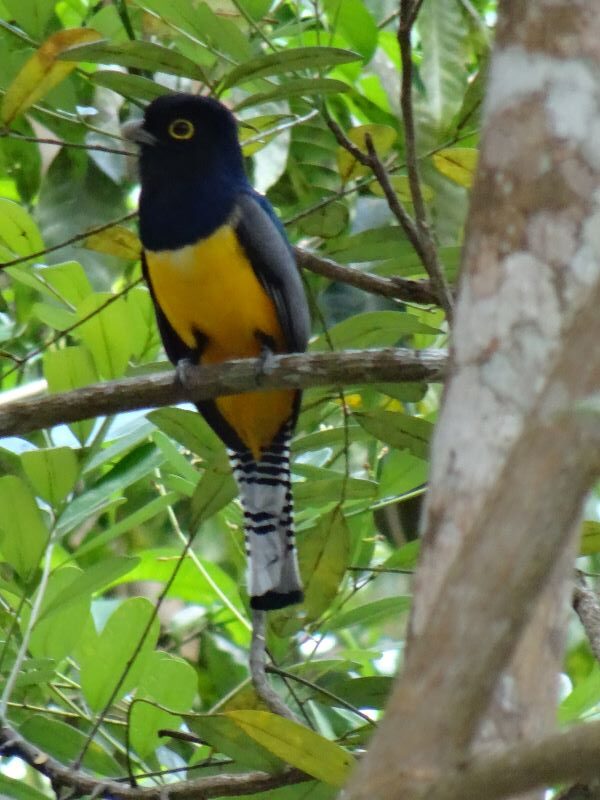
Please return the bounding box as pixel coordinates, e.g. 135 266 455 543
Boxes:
254 331 277 386
175 357 197 388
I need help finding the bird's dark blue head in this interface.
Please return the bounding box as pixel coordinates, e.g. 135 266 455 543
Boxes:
123 94 249 250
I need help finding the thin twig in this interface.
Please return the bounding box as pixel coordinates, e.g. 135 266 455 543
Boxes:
249 610 299 721
0 211 138 270
0 130 135 156
396 2 454 320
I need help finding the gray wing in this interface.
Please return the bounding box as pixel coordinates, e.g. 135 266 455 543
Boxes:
234 192 310 353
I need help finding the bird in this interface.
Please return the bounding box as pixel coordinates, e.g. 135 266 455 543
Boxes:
123 93 310 611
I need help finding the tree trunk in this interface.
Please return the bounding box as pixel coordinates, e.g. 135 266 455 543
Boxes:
346 1 600 797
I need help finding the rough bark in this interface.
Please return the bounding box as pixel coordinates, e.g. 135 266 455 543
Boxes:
345 1 600 798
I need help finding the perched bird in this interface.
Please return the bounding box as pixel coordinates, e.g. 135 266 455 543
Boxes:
123 94 310 611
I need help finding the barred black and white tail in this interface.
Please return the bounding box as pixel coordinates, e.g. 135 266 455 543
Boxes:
229 424 303 611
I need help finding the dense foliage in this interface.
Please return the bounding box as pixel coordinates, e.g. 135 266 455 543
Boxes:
2 1 595 798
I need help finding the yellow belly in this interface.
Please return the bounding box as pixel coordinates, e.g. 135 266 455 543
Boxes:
145 224 294 458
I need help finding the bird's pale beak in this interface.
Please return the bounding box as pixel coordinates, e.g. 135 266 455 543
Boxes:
121 119 158 146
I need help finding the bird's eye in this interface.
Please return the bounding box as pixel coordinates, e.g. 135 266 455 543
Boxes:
168 118 195 140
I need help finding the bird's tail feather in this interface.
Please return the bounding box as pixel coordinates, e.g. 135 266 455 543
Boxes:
229 424 303 611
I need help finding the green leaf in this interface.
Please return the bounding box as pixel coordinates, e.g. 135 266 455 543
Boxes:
135 0 253 61
79 597 160 711
0 774 51 800
32 301 76 330
188 713 285 771
381 539 421 571
580 520 600 556
272 507 349 635
220 47 361 90
76 293 133 379
0 475 48 580
37 557 139 622
190 453 238 530
311 310 439 350
19 716 121 777
3 0 55 39
322 0 377 61
327 596 411 631
297 201 349 238
559 663 600 724
59 39 206 80
25 566 91 661
83 224 141 260
20 446 79 506
131 651 197 756
75 492 178 558
319 675 393 710
148 406 224 462
225 710 355 787
0 198 44 260
91 69 171 101
44 346 98 444
234 78 350 111
356 410 434 459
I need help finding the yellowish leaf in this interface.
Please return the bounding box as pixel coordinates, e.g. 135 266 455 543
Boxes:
432 147 478 188
369 175 434 202
337 123 397 183
83 225 141 260
1 28 102 125
580 520 600 556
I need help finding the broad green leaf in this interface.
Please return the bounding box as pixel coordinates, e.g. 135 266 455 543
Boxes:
3 0 55 39
83 224 141 260
190 453 237 530
135 0 253 61
43 346 98 444
336 124 396 182
32 301 76 331
322 0 378 61
0 198 44 259
79 597 160 711
310 310 439 351
234 78 350 111
0 774 52 800
20 446 79 506
292 424 370 454
130 651 197 756
369 175 435 202
76 293 133 379
374 381 428 403
25 566 90 660
19 715 121 777
13 658 57 689
297 202 349 238
126 286 157 359
319 675 393 710
188 713 285 771
580 520 600 556
272 507 349 635
37 557 139 622
59 39 206 80
559 663 600 724
220 47 361 91
91 69 172 101
433 148 478 188
1 29 102 125
148 407 224 461
109 547 245 610
153 430 199 485
356 410 434 459
225 710 355 787
75 492 178 558
378 450 428 501
325 226 415 264
33 261 92 307
293 466 377 506
327 596 412 631
0 475 48 580
381 539 421 571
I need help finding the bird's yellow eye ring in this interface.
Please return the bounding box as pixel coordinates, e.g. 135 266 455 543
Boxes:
168 118 195 140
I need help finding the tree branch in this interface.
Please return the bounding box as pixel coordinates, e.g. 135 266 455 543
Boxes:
0 348 447 437
294 248 440 306
573 572 600 664
0 723 309 800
